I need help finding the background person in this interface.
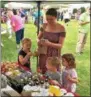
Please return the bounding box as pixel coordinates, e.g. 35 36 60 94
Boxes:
7 9 24 49
76 7 90 54
6 14 12 39
33 8 43 27
63 10 71 26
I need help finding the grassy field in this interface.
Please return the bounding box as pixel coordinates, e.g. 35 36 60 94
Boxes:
1 20 90 96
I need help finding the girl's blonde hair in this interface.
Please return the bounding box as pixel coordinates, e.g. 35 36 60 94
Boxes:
47 57 61 68
22 38 31 46
62 53 76 68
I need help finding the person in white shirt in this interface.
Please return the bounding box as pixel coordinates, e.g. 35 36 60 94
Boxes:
63 10 71 26
42 7 47 24
6 15 12 39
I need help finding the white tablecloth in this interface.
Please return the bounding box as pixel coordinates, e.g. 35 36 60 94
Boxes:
22 84 49 96
1 85 21 97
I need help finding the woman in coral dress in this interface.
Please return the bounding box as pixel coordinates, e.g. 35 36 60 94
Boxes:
37 8 66 74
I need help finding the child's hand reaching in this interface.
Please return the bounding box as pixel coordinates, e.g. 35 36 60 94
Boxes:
33 50 39 57
51 80 60 86
37 67 42 73
27 51 33 56
67 74 78 83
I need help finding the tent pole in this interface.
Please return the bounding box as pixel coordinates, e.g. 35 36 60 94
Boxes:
37 1 41 35
36 1 41 70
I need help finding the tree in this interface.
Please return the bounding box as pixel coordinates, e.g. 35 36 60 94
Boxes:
73 8 78 14
1 1 8 8
80 7 86 14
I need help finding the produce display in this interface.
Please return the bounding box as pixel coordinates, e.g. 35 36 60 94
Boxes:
1 62 76 96
6 70 21 77
23 73 65 96
1 62 19 73
1 62 32 93
6 71 32 93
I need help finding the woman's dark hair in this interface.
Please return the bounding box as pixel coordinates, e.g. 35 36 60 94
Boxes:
13 9 17 15
46 8 57 17
62 53 76 68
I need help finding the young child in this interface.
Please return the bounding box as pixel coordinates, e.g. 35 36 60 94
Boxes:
18 38 32 71
62 53 78 93
45 57 61 85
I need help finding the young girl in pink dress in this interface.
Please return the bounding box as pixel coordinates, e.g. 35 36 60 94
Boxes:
62 53 79 93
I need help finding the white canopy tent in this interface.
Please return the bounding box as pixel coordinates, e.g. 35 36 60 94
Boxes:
68 3 90 13
4 2 33 9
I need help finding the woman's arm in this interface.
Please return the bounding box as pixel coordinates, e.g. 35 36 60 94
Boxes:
46 36 65 49
37 31 43 46
37 31 43 39
37 25 45 44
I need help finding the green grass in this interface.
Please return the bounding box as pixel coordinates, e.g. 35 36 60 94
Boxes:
1 20 90 96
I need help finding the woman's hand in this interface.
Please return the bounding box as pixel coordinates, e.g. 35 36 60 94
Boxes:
37 38 51 46
37 39 42 46
37 38 40 43
37 38 62 49
40 39 51 46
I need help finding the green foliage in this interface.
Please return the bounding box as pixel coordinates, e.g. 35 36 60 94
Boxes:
1 1 8 8
80 7 86 14
73 8 78 14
